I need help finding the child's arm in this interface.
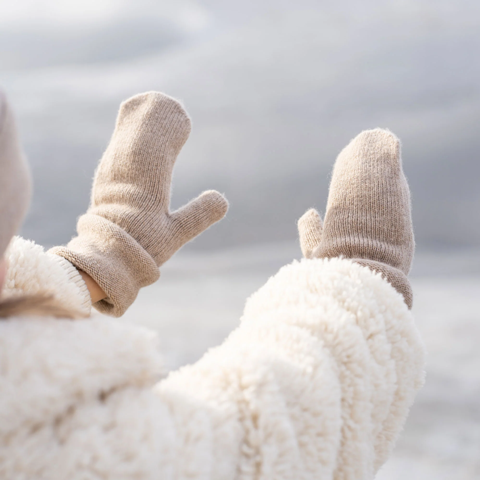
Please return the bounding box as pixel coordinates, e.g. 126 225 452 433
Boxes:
156 256 424 479
156 130 425 477
3 93 226 316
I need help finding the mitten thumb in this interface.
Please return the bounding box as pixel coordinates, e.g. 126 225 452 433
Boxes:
298 208 323 259
162 190 228 263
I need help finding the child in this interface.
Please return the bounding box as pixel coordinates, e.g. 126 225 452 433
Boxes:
0 90 424 479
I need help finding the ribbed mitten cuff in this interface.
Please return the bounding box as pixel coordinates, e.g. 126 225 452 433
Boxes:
352 259 413 309
49 214 159 317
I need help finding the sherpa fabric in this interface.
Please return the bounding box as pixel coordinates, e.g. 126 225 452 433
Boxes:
2 236 91 317
0 238 425 480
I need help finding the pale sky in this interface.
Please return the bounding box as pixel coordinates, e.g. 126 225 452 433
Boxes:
1 0 479 250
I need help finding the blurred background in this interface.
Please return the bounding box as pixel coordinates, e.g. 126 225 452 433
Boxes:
1 0 480 478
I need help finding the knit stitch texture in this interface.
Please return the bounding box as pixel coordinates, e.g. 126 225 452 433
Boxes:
301 129 414 308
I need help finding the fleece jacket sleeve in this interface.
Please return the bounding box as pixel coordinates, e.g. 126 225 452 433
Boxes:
3 236 91 316
157 257 425 479
0 253 425 480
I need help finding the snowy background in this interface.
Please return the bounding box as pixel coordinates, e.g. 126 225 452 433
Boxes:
1 0 480 477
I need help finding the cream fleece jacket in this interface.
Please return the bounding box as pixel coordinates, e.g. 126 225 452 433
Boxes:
0 236 425 480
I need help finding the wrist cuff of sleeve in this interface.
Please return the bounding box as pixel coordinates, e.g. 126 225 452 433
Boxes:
49 255 92 317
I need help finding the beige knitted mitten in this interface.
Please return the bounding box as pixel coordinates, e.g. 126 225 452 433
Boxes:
50 92 228 316
298 129 414 308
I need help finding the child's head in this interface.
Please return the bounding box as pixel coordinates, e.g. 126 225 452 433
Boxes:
0 89 32 268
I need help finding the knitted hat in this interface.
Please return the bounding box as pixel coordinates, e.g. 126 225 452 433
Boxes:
0 89 32 259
